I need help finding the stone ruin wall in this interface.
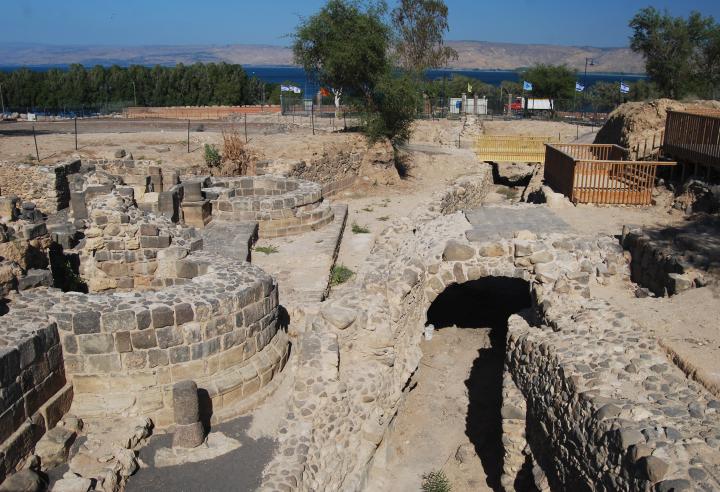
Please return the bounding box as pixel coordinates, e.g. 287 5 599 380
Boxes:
260 172 720 491
0 160 80 214
288 139 397 196
208 175 334 238
0 316 72 484
0 169 303 483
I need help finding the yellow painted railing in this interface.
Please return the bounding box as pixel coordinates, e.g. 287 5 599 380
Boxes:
475 135 554 163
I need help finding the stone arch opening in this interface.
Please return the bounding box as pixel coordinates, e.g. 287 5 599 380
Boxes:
425 276 533 491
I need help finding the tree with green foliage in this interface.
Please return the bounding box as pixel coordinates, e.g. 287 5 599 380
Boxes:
292 0 390 113
392 0 457 73
520 64 576 115
366 73 421 144
629 7 719 99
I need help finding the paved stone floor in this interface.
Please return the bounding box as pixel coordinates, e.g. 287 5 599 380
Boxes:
464 205 571 242
127 416 275 492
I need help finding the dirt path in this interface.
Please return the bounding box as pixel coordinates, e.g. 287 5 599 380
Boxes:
364 327 496 492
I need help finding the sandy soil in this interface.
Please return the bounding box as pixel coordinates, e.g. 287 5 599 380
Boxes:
0 115 359 170
482 118 599 142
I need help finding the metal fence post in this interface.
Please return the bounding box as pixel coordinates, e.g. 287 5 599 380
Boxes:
244 114 248 143
32 125 40 161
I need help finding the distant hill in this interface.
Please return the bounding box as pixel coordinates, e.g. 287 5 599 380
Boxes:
0 41 645 73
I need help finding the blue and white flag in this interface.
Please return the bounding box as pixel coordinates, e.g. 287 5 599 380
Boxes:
281 85 291 92
575 82 585 92
620 82 630 94
290 86 302 94
523 81 533 91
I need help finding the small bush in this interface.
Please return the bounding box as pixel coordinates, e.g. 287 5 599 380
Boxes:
221 127 255 176
203 144 221 168
254 245 279 255
352 223 370 234
421 470 451 492
330 264 354 286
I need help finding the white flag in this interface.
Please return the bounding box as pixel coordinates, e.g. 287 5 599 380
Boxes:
575 82 585 92
620 82 630 94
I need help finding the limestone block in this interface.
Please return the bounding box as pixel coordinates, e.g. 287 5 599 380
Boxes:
442 240 475 261
320 304 357 330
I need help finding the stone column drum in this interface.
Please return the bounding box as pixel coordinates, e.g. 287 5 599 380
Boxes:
171 380 205 448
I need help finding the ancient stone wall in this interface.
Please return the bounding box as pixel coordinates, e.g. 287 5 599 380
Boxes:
73 190 202 292
621 226 708 296
0 317 72 483
261 197 720 491
4 253 288 429
0 160 80 214
208 175 334 237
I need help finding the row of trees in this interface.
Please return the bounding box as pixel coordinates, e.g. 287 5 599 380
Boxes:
0 63 268 111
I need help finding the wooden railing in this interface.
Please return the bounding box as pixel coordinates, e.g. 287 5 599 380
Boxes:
664 110 720 170
475 135 554 163
544 144 676 205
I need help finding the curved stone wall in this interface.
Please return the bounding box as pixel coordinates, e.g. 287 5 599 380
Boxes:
4 252 289 428
207 175 334 237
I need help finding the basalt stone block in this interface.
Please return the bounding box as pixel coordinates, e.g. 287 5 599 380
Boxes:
77 333 115 354
115 331 132 353
174 303 194 325
148 349 169 368
140 224 159 236
152 306 175 328
156 326 183 349
136 310 152 330
175 260 198 279
72 311 101 335
131 330 158 350
101 310 136 333
172 380 204 448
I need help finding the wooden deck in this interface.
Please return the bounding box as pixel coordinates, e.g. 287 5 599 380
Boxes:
475 135 554 163
664 110 720 171
544 144 676 205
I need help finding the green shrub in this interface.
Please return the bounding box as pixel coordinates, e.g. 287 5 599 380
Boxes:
330 264 354 286
421 470 451 492
351 223 370 234
203 144 221 168
254 244 279 255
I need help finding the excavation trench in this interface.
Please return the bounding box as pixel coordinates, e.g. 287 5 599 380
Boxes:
366 277 533 491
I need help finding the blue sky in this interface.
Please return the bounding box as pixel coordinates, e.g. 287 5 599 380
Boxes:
3 0 720 48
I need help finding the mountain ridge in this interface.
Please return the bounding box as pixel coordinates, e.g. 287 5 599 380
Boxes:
0 40 645 73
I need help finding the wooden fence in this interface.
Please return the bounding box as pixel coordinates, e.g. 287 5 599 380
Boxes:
475 135 554 163
544 144 676 205
664 110 720 171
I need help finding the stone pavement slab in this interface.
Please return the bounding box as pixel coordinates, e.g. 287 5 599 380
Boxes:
200 221 258 262
464 205 571 242
253 204 348 309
